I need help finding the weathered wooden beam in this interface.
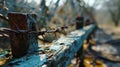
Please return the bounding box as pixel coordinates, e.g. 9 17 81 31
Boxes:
3 24 96 67
8 13 39 58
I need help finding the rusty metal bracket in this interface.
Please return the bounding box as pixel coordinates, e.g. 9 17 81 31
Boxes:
7 12 39 58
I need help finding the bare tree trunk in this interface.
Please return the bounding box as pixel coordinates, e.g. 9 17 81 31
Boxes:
114 21 119 26
82 6 95 21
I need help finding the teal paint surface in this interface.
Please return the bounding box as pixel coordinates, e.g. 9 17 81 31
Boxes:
6 24 95 67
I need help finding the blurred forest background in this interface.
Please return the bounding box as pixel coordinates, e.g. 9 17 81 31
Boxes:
0 0 120 67
0 0 119 28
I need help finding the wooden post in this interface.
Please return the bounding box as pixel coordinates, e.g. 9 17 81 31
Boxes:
8 12 39 58
76 16 84 29
84 19 91 26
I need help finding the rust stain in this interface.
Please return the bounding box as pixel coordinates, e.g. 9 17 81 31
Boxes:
8 13 29 58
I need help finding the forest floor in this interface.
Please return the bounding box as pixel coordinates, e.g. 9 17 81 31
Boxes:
96 24 120 67
83 24 120 67
69 24 120 67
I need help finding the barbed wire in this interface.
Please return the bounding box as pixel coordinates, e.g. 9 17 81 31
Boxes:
0 26 68 35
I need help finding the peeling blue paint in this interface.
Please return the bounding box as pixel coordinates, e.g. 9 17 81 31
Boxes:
5 24 95 67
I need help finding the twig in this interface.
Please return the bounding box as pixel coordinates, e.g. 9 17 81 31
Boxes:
0 14 9 22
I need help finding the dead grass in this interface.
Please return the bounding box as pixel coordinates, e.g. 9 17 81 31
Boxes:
98 23 120 39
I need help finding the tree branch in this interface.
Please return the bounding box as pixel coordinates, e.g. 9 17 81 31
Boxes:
0 14 9 22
